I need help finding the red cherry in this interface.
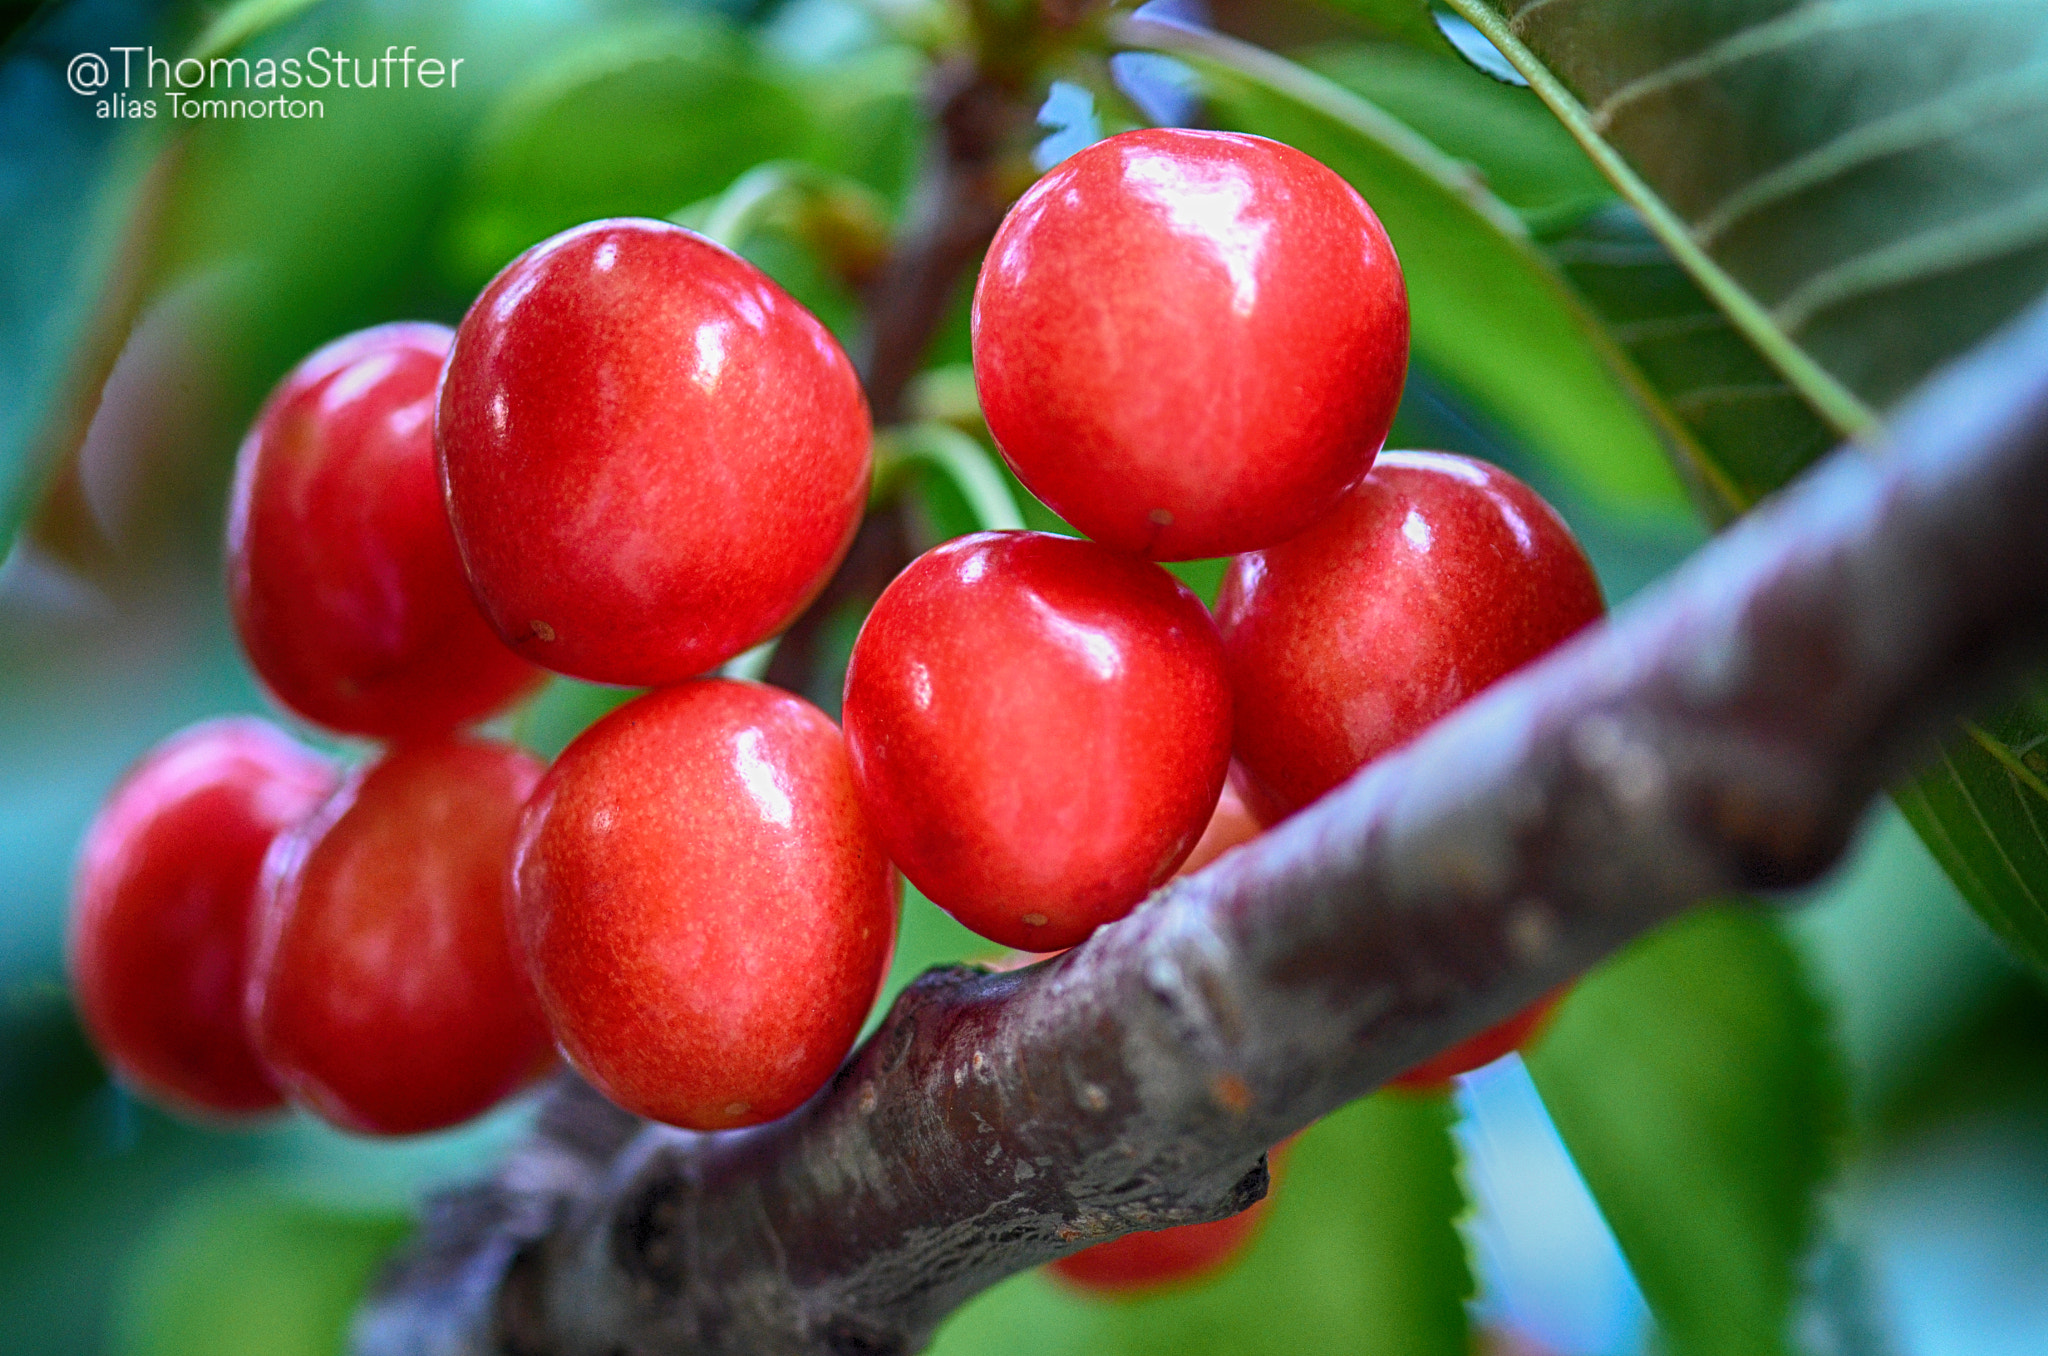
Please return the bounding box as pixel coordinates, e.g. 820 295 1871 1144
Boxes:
972 128 1408 560
512 680 897 1131
1176 780 1262 877
69 718 335 1119
247 737 553 1136
1048 1207 1269 1295
437 218 872 686
226 323 543 738
1049 1141 1290 1294
1218 452 1605 825
842 531 1232 951
1388 992 1562 1093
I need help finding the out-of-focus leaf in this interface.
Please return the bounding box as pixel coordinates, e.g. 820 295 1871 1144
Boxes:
509 677 641 762
929 1092 1469 1356
1305 42 1611 231
1525 906 1847 1356
448 17 813 286
799 45 928 206
1116 18 1686 514
1438 0 2048 979
1310 0 1454 48
184 0 327 63
113 1182 408 1356
1895 688 2048 983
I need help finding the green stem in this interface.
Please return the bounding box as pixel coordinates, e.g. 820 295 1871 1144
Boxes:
1436 0 1876 441
721 638 781 683
679 161 890 258
875 422 1026 532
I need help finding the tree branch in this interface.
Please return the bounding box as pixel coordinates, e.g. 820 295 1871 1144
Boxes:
352 280 2048 1353
855 57 1033 425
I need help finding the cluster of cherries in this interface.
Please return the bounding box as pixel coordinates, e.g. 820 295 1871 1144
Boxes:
68 128 1602 1291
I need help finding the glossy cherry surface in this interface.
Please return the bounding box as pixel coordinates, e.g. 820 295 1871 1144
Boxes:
1218 451 1605 825
69 718 335 1118
228 323 542 738
513 680 897 1131
1387 993 1561 1093
437 218 872 686
248 737 552 1136
972 128 1408 560
843 531 1231 950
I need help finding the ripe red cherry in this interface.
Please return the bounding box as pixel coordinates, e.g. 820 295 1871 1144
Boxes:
1048 1141 1289 1294
972 128 1408 560
1387 992 1561 1094
512 680 897 1131
68 718 335 1119
247 738 553 1136
227 323 542 738
1177 781 1261 877
1217 451 1605 825
437 218 872 686
843 531 1232 951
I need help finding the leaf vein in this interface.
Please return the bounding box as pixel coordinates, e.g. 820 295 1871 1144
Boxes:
1669 382 1801 417
1773 183 2048 335
1695 61 2048 247
1590 0 2022 133
1944 747 2048 932
1609 311 1738 345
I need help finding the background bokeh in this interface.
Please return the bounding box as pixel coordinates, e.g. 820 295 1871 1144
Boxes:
4 1 2046 1353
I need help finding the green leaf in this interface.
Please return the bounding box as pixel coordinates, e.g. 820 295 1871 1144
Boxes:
798 46 929 207
1526 906 1847 1356
114 1183 408 1356
929 1093 1470 1356
1895 688 2048 982
1544 205 1837 519
1437 0 2048 981
1442 0 2048 440
448 16 814 286
1310 0 1457 48
1114 17 1687 515
1304 42 1613 232
184 0 329 64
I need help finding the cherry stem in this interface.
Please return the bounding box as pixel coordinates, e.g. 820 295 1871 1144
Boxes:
873 422 1027 532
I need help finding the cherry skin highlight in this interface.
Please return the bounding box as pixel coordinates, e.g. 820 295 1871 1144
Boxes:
437 218 872 686
1217 451 1606 826
512 680 898 1131
1387 992 1561 1094
842 531 1232 951
227 323 542 738
972 128 1408 560
247 737 553 1136
69 717 335 1119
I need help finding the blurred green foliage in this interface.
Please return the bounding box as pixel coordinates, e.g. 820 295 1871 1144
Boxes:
5 0 2048 1352
1528 908 1846 1356
112 1186 408 1356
